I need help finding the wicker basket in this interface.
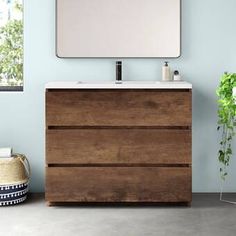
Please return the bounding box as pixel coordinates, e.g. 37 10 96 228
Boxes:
0 154 30 206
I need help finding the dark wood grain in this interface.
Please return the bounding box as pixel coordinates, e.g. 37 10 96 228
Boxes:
45 89 192 204
46 90 192 127
46 167 192 203
46 129 191 165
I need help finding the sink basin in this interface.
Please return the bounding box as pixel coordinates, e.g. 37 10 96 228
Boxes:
45 81 192 89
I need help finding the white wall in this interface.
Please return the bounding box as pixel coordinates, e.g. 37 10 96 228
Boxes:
0 0 236 192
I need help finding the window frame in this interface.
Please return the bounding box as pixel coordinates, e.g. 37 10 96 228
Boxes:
0 86 23 91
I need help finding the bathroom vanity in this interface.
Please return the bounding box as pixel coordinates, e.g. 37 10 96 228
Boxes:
45 81 192 205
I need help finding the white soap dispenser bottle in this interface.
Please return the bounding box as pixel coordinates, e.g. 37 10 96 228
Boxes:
162 61 171 81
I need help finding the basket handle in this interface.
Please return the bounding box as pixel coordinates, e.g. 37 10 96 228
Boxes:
14 154 31 179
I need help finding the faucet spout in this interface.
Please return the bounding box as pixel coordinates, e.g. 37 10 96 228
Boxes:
116 61 122 84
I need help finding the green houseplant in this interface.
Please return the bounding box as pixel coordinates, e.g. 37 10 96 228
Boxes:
216 73 236 180
0 1 23 86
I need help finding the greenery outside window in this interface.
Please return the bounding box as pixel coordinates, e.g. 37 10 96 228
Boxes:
0 0 23 91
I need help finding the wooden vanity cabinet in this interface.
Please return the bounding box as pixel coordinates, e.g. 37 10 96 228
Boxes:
45 89 192 205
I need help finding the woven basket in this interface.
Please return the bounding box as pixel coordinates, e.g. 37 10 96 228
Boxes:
0 154 30 206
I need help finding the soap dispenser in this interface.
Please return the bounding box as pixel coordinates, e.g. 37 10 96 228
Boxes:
162 61 171 81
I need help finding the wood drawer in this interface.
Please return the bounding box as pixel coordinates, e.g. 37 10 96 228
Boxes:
46 90 192 127
46 167 192 202
46 129 191 164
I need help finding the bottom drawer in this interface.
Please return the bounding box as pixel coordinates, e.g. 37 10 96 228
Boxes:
46 167 191 203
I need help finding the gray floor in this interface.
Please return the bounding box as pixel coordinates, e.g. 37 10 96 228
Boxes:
0 194 236 236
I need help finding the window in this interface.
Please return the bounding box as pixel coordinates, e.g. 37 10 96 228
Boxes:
0 0 23 91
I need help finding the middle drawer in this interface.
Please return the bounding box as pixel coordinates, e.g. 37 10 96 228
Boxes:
46 129 191 165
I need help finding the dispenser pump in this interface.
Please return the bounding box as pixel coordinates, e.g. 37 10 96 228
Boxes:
162 61 171 81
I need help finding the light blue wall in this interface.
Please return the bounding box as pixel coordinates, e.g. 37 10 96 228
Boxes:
0 0 236 192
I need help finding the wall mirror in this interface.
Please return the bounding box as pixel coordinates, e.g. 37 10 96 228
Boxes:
56 0 181 58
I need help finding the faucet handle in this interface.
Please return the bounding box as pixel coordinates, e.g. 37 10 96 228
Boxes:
116 61 122 65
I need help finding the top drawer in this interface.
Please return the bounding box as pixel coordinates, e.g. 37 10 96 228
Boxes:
46 89 191 127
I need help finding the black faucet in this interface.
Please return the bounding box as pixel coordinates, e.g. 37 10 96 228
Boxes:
116 61 122 83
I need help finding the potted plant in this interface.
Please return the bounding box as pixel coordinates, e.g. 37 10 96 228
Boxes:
216 73 236 181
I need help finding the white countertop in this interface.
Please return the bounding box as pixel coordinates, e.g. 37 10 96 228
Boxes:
45 81 192 89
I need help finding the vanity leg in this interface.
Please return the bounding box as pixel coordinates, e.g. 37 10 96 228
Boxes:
46 201 54 207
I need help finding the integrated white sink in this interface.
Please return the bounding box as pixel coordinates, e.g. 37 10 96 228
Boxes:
45 81 192 89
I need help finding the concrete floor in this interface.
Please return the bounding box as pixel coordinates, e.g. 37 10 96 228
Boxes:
0 194 236 236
